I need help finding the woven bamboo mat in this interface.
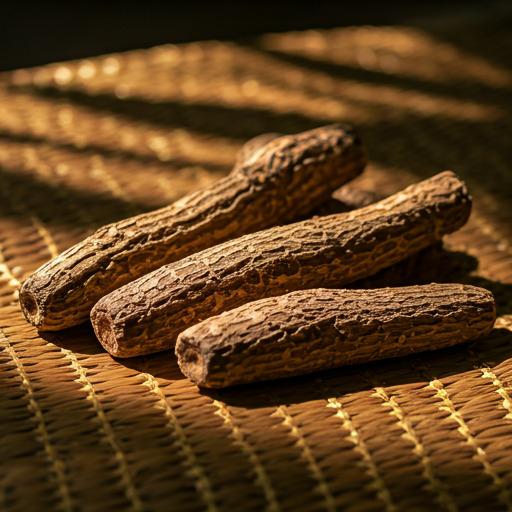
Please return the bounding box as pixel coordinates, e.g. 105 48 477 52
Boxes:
2 20 512 512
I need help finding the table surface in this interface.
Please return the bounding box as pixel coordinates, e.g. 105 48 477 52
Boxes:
1 19 512 512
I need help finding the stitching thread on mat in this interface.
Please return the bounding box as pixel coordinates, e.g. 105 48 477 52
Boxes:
467 347 512 421
63 349 144 512
429 378 512 511
358 370 455 511
326 397 397 512
479 367 512 421
213 399 280 512
141 373 218 512
372 387 458 512
272 404 337 512
0 328 74 512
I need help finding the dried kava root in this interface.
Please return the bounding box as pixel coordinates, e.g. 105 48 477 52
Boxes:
175 284 495 388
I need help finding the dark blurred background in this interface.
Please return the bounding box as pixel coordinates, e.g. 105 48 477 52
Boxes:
1 0 511 72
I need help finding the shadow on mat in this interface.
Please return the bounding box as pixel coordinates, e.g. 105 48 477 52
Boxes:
39 322 107 356
11 85 323 142
251 47 512 110
40 323 188 381
353 246 512 317
0 129 232 172
0 164 154 230
432 21 512 74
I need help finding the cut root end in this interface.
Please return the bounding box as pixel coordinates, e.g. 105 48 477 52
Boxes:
176 337 206 385
20 291 40 325
93 312 120 357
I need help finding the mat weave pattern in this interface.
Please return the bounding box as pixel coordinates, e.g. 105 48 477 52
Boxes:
1 21 512 512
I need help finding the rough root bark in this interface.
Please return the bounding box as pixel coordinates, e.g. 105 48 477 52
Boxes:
20 124 366 330
175 284 496 388
91 171 471 358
